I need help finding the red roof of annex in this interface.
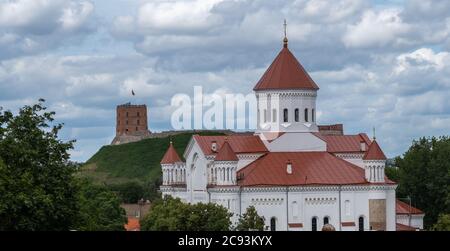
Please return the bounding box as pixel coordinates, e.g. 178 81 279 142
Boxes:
363 140 387 160
215 139 239 161
396 199 424 215
236 152 395 186
160 142 182 164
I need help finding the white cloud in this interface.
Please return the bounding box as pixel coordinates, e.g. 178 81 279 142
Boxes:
2 0 450 162
137 0 223 32
59 1 94 31
395 48 450 74
343 9 410 48
0 0 95 59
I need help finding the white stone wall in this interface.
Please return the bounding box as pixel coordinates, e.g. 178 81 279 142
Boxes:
396 214 424 230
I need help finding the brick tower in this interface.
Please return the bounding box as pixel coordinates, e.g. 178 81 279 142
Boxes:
116 103 151 137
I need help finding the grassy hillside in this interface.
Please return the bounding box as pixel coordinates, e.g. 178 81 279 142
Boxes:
79 131 225 185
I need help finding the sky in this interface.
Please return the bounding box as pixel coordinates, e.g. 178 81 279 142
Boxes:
1 0 450 162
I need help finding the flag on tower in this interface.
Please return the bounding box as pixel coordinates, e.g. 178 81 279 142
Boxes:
132 89 135 96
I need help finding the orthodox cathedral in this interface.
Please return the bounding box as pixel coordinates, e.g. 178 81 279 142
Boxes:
159 31 424 231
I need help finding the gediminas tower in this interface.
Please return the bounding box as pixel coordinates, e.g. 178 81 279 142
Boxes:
112 103 151 145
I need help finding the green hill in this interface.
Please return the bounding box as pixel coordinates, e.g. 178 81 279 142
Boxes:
79 131 225 186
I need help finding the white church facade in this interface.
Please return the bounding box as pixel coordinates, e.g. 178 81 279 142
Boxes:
159 34 423 231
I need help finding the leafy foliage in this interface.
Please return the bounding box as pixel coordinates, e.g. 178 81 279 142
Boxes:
0 99 78 230
432 214 450 231
395 136 450 229
74 179 127 231
235 206 265 231
385 167 400 182
140 196 232 231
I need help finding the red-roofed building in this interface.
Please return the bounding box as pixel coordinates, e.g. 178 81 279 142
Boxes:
396 199 425 230
159 28 419 231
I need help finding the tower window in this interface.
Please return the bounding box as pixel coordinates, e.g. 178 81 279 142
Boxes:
323 216 330 225
137 112 140 116
312 109 315 122
312 217 317 231
304 108 309 122
283 109 288 122
294 109 299 122
270 217 276 231
136 127 138 131
359 216 364 231
126 112 129 117
126 120 128 125
272 109 277 122
137 120 140 125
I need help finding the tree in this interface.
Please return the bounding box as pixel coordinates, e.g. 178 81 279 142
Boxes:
108 181 145 203
74 179 127 231
395 136 450 229
140 196 190 231
385 166 400 182
432 214 450 231
235 206 265 231
185 202 232 231
0 100 79 231
140 195 232 231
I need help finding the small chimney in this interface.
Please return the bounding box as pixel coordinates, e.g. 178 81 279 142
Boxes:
286 160 292 174
211 141 217 152
360 141 366 151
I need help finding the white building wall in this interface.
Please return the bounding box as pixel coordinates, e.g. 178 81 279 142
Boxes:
256 90 319 134
386 188 397 231
185 142 209 203
396 215 424 230
263 132 326 152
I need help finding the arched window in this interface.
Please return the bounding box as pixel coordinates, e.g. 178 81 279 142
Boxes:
304 108 309 122
359 216 364 231
272 109 277 122
137 119 140 125
283 109 288 122
312 109 315 122
263 109 267 123
345 200 351 216
270 217 276 231
294 109 299 122
323 216 330 225
312 217 317 231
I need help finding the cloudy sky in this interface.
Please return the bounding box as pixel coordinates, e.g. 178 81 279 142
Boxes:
1 0 450 162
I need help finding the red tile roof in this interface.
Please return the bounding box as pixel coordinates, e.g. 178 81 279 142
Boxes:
160 142 182 164
363 140 387 160
124 217 140 231
396 199 424 215
396 223 418 231
194 135 268 155
215 140 238 161
313 133 371 153
253 46 319 91
237 152 369 186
